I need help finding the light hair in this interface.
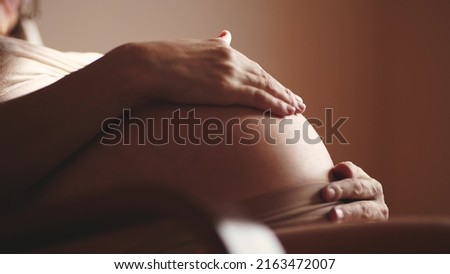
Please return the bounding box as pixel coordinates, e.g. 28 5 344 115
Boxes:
11 0 43 45
20 0 40 19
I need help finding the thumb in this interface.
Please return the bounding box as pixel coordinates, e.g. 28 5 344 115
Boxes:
332 161 355 180
217 30 232 45
332 161 370 180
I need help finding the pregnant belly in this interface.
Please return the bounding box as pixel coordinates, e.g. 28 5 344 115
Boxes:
19 105 335 215
0 104 337 249
121 104 336 203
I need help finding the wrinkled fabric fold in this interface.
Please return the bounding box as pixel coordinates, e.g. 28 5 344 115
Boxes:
0 36 102 101
240 183 341 228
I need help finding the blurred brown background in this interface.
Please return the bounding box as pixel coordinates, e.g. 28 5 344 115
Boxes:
37 0 450 216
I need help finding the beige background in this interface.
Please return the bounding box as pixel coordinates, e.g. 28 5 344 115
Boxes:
37 0 450 216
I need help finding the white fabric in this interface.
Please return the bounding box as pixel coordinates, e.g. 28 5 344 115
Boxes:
0 36 103 102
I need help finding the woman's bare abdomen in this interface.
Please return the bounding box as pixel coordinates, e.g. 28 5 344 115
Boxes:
43 105 334 203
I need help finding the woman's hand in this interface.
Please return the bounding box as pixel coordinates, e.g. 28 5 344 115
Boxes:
322 161 389 223
122 30 304 116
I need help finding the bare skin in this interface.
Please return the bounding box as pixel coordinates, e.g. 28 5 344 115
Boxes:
0 0 20 35
323 161 388 222
0 105 392 253
0 106 332 251
0 31 387 223
0 2 389 252
0 32 305 196
24 107 334 205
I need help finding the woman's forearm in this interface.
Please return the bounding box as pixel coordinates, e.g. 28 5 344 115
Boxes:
0 34 305 196
0 44 142 195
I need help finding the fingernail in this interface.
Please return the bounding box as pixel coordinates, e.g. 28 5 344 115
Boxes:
334 208 344 222
298 102 306 112
325 188 336 201
288 105 296 114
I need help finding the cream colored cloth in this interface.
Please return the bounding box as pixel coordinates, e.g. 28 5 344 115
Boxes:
0 36 103 102
240 183 341 229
